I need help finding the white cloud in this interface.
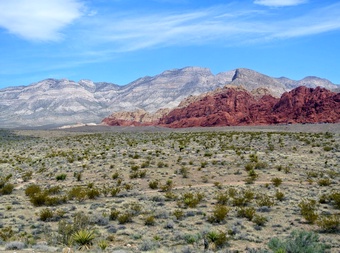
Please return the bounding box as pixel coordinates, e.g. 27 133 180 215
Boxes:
254 0 307 7
0 0 83 41
81 3 340 52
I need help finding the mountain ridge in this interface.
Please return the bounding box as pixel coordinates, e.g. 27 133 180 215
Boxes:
0 67 339 128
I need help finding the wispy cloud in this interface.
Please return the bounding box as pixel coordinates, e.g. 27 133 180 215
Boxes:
80 2 340 52
254 0 308 7
0 0 84 41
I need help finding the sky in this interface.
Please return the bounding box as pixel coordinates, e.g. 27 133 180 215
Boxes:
0 0 340 89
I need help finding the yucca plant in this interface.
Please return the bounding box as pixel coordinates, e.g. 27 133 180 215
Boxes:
71 229 96 250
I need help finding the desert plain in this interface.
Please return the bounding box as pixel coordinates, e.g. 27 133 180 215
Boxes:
0 124 339 252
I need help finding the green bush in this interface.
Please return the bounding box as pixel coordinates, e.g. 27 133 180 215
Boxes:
39 208 54 221
111 187 121 197
0 226 14 241
271 177 282 187
317 215 340 232
0 183 14 195
268 230 328 253
25 184 41 197
237 207 256 221
173 209 184 220
275 190 285 201
144 215 155 226
298 199 318 224
182 192 204 208
68 186 87 202
148 180 159 189
216 191 229 205
256 194 274 207
317 178 331 186
208 205 229 223
252 214 267 226
206 230 228 249
56 174 67 181
330 191 340 209
109 210 120 221
118 213 132 224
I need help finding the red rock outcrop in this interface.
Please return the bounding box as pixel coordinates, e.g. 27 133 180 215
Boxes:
158 86 279 127
102 86 340 128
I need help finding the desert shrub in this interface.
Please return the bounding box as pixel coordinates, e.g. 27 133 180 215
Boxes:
111 187 121 197
173 209 184 220
317 215 340 232
245 163 254 171
216 191 229 205
298 199 318 224
237 207 256 221
139 239 160 251
275 190 285 201
29 192 48 206
68 186 87 202
109 209 120 221
232 196 247 207
268 230 328 253
86 187 100 199
0 183 14 195
317 178 331 186
0 226 14 241
45 185 62 195
39 208 54 221
71 229 95 250
206 230 228 249
5 241 25 250
22 170 33 182
44 195 67 206
271 177 282 187
256 194 274 207
144 215 156 226
182 192 204 208
118 213 132 224
97 240 109 250
25 184 41 197
252 214 267 226
208 205 229 223
56 174 67 181
112 172 119 179
329 191 340 209
74 172 82 181
323 146 332 152
160 179 174 192
148 180 159 189
254 161 268 170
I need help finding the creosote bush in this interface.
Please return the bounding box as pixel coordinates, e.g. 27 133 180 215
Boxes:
298 199 318 224
208 205 229 223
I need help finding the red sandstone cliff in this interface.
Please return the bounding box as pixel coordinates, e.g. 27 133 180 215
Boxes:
102 86 340 128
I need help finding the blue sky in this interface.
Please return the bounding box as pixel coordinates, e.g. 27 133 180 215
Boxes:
0 0 340 89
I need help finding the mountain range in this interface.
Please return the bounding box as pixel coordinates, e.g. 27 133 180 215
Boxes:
0 67 339 128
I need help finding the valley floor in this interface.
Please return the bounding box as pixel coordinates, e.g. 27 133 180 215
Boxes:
0 124 339 252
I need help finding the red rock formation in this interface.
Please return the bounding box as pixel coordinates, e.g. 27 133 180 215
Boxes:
102 86 340 128
272 86 340 124
158 86 340 128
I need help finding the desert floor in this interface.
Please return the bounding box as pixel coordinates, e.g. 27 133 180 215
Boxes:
0 123 339 252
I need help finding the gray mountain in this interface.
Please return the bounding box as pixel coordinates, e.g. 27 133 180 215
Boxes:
0 67 338 128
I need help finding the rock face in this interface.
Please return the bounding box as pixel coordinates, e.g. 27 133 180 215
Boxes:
101 108 170 127
157 86 340 127
1 66 339 128
272 86 340 124
103 86 340 127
